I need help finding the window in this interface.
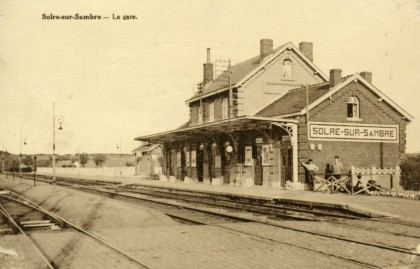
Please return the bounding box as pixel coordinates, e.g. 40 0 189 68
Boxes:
209 102 215 122
222 98 228 120
198 105 203 124
347 96 360 119
282 59 293 80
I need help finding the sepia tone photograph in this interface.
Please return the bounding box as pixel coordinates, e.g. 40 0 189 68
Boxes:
0 0 419 268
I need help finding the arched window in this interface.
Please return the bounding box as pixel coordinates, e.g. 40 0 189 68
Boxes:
347 96 360 119
282 59 293 80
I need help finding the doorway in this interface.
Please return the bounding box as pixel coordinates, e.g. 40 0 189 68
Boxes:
197 148 204 182
254 144 263 185
281 145 292 185
221 144 230 184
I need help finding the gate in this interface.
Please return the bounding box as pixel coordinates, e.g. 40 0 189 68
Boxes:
313 174 352 194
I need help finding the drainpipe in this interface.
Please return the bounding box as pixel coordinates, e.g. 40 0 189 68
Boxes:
292 124 298 183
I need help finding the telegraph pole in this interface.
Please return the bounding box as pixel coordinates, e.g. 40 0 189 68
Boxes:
1 143 4 175
53 102 56 185
228 59 233 118
19 129 22 177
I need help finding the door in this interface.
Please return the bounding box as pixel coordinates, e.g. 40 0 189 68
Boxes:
197 149 204 182
281 145 292 184
181 150 186 180
221 144 230 184
254 145 263 185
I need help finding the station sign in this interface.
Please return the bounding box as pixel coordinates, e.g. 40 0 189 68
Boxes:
308 122 399 143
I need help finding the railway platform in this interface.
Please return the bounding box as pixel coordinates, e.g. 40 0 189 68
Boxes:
35 172 420 223
125 177 420 223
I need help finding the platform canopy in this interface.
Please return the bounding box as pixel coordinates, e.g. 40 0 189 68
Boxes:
135 116 298 143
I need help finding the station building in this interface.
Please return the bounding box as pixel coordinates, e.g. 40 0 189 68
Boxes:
135 39 413 190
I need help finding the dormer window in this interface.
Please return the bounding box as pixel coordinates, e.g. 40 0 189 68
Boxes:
347 96 360 119
282 59 293 80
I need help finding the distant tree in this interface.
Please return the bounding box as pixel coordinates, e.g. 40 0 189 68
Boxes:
79 153 89 167
23 155 34 166
37 159 52 167
93 154 106 167
400 154 420 191
0 151 10 157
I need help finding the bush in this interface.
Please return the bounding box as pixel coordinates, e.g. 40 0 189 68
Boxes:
22 167 32 172
9 166 32 173
400 154 420 191
93 154 106 167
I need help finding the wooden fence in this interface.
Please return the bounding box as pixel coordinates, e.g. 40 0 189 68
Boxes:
313 165 402 195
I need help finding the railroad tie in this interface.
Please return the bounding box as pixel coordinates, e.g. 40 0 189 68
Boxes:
20 220 54 229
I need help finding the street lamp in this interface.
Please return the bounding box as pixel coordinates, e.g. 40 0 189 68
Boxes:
19 129 27 178
1 143 5 175
33 156 37 187
52 102 64 185
116 140 122 176
76 152 81 179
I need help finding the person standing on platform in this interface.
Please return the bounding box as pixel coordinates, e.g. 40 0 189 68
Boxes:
332 156 344 180
300 159 319 191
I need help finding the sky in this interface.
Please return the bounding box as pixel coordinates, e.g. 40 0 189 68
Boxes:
0 0 419 155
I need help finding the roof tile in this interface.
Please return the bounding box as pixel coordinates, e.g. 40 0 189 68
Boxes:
186 44 287 102
256 83 330 117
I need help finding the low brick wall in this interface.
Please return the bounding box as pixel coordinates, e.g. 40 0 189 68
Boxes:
37 167 135 177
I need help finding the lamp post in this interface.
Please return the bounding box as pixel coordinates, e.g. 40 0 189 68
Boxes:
1 143 5 176
76 152 82 179
19 129 27 178
33 156 37 187
5 157 8 179
116 140 122 177
52 102 64 186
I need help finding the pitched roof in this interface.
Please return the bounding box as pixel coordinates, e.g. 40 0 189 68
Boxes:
186 53 273 102
256 82 331 117
132 143 160 153
186 42 328 103
302 73 413 122
256 73 414 122
176 121 190 130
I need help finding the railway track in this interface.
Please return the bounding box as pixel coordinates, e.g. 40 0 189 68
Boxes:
9 174 420 268
0 188 150 269
17 173 368 219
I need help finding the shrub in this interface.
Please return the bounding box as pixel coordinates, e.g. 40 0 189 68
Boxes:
9 166 32 173
400 154 420 191
93 154 106 167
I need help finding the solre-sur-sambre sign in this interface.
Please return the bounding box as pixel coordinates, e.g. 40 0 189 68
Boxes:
308 122 399 142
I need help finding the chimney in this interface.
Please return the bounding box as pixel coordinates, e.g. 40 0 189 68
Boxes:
203 48 213 85
299 42 313 61
330 69 342 87
260 39 273 62
360 71 372 83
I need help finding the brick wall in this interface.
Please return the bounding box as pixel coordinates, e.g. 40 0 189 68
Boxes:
214 98 223 121
190 102 199 126
297 81 407 182
189 92 229 126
